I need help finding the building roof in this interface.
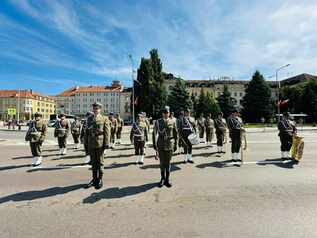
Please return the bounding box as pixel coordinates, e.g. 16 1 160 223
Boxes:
57 85 123 97
281 73 316 86
0 90 54 101
185 79 249 87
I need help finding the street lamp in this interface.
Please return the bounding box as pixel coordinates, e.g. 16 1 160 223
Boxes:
128 54 135 124
276 64 290 122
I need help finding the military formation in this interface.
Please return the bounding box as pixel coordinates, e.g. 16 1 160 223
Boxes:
25 102 301 190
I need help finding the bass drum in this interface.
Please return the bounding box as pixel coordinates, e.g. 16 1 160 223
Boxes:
188 133 200 145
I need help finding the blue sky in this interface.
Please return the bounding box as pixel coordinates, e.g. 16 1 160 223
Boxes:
1 0 316 95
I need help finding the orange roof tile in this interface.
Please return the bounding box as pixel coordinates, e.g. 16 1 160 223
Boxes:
57 85 123 97
0 90 55 101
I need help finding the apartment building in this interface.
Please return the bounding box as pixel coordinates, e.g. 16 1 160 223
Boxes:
56 81 132 120
0 90 55 120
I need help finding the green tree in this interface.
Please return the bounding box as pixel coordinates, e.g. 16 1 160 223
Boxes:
216 84 236 119
135 58 153 117
167 78 192 115
281 85 304 114
205 91 220 118
301 79 317 121
135 49 167 119
242 70 273 122
149 49 167 119
196 88 207 118
195 89 220 118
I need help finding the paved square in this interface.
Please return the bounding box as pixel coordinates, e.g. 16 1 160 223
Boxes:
0 128 317 238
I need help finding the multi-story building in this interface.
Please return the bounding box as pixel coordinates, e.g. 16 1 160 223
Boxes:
0 90 55 121
164 73 316 109
56 81 132 120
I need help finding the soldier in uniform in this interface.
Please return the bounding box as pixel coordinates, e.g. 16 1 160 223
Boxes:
71 117 81 149
176 111 184 154
54 113 70 155
109 112 117 148
227 108 244 161
278 112 296 159
130 113 148 165
205 113 214 146
115 113 124 144
81 112 93 164
84 102 110 189
197 114 206 142
179 108 196 163
153 106 178 188
25 112 47 166
214 112 227 153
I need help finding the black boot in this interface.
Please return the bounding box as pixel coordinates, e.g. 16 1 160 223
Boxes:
95 172 103 190
85 171 97 189
158 169 165 188
164 170 172 188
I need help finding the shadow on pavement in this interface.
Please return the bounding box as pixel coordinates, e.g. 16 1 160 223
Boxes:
104 162 136 169
0 164 32 171
27 167 69 173
108 153 134 159
0 184 85 204
83 182 157 204
11 156 33 160
111 147 134 151
140 161 182 172
258 158 298 169
42 148 60 152
196 159 240 169
192 152 219 158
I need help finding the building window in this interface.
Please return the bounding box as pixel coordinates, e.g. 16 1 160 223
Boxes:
240 92 243 97
234 92 237 97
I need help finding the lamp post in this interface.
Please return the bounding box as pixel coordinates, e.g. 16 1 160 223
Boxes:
128 54 135 124
17 89 20 123
276 64 290 122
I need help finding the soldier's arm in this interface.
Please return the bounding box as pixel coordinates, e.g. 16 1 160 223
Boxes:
173 122 178 144
144 125 149 142
152 121 157 150
103 118 111 148
41 123 47 141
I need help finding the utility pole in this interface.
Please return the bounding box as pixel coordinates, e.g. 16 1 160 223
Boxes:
276 64 290 122
17 89 20 123
128 54 135 124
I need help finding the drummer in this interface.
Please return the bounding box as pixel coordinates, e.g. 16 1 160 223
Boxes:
179 108 196 164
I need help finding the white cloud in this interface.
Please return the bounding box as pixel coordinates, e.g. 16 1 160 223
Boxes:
4 0 317 83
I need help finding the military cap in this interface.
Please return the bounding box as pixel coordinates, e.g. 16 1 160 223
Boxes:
138 112 145 117
58 113 66 118
34 112 42 117
109 112 114 116
283 111 290 117
162 106 170 114
184 108 190 113
142 112 147 116
92 102 102 108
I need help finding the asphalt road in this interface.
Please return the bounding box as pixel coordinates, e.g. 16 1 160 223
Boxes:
0 129 317 238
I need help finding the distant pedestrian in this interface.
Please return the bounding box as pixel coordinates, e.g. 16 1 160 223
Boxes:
54 113 70 156
227 108 244 161
278 112 296 159
25 112 47 166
